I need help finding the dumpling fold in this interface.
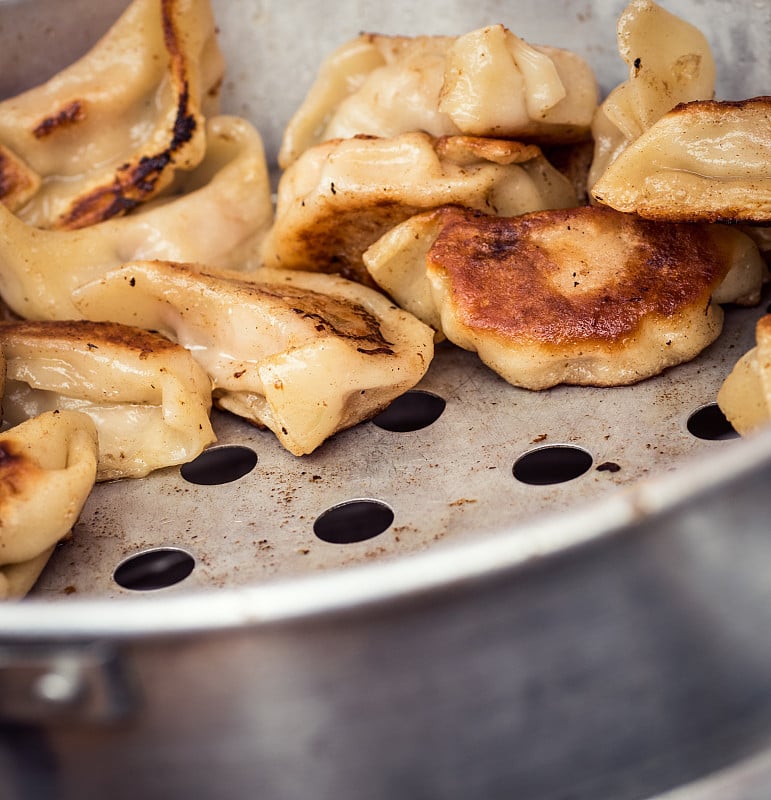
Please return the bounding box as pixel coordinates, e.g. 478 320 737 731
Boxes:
0 115 273 321
588 0 715 188
278 26 598 168
262 131 578 285
0 410 98 599
0 0 225 229
0 320 215 480
71 261 435 455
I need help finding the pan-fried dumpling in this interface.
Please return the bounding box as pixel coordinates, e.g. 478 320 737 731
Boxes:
363 205 761 389
588 0 715 189
71 261 434 456
0 410 98 599
718 315 771 435
0 0 224 229
0 320 215 480
0 116 273 321
278 26 598 168
262 132 578 285
591 97 771 223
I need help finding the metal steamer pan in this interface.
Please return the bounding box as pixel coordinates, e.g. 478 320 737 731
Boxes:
2 1 771 798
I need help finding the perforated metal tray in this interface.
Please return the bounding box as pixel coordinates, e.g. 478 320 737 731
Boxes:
0 0 765 601
3 6 771 800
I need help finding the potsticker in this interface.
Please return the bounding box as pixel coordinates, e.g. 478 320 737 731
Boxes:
363 205 763 389
591 97 771 224
71 261 434 456
0 0 224 229
0 320 215 480
0 116 273 320
263 132 578 285
279 26 598 168
0 411 98 599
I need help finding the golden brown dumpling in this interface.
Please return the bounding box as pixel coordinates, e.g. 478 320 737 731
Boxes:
0 411 98 599
262 132 578 285
278 26 598 168
591 97 771 224
0 116 273 320
71 260 434 456
0 0 224 229
588 0 715 189
364 205 759 389
718 315 771 436
0 320 215 480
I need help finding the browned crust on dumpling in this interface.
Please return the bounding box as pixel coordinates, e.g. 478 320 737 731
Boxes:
0 437 40 505
668 95 770 118
32 100 87 139
591 96 771 224
251 281 396 355
0 145 40 211
427 205 730 347
0 319 182 358
51 0 201 230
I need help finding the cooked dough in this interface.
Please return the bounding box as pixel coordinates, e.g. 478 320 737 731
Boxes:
588 0 715 189
0 320 215 480
278 26 598 168
0 411 98 599
742 226 771 261
71 261 434 456
364 205 756 389
718 315 771 435
262 132 578 285
591 97 771 223
0 116 273 320
0 0 224 229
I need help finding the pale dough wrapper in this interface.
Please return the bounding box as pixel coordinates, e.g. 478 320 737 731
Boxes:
591 97 771 224
262 131 578 285
363 205 762 390
588 0 715 190
0 0 224 229
718 316 771 436
71 261 434 456
0 115 273 321
0 320 215 480
278 25 598 168
0 410 98 599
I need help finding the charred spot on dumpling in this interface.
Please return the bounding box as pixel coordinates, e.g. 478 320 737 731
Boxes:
261 283 395 354
55 87 198 230
32 100 87 139
0 145 40 212
0 439 37 499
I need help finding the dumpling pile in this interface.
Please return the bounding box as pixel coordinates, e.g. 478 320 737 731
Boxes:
0 0 433 471
346 0 764 392
0 0 768 598
265 24 599 284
